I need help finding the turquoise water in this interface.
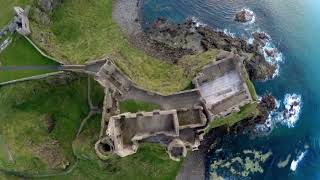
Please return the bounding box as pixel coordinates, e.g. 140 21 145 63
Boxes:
141 0 320 179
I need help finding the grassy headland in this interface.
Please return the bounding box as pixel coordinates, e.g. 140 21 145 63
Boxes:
29 0 222 94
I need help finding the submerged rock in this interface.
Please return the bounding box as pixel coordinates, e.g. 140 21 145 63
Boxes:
235 9 255 23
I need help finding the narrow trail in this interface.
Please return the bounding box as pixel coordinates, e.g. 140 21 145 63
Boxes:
76 76 101 137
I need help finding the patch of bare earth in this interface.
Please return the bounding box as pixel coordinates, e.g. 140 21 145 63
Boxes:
32 139 69 169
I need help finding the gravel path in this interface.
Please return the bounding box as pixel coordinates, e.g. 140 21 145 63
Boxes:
113 0 142 37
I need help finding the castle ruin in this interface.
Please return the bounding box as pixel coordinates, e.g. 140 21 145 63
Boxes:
64 52 253 161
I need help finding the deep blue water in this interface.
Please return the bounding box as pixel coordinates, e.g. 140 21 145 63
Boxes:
141 0 320 179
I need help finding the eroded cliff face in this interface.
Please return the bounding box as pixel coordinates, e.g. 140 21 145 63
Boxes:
145 18 276 81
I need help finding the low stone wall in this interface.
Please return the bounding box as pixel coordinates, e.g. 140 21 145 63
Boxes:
23 36 63 64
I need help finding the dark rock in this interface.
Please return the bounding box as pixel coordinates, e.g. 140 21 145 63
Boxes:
254 94 277 124
253 32 269 41
264 49 279 59
235 9 255 23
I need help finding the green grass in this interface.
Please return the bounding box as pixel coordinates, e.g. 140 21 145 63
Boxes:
205 103 259 133
0 76 182 179
0 75 89 173
0 34 60 83
29 0 222 94
0 0 31 27
246 78 258 101
119 99 162 113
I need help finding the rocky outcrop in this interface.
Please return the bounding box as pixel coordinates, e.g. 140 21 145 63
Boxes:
245 53 276 80
145 18 276 80
255 94 277 124
38 0 63 13
30 0 62 25
235 9 255 23
0 7 31 37
253 32 270 46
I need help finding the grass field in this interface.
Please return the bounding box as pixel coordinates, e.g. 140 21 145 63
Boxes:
205 103 259 133
0 34 60 83
0 75 182 179
0 0 31 27
119 99 162 113
0 75 89 172
29 0 222 94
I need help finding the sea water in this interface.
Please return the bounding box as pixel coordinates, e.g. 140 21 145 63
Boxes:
141 0 320 179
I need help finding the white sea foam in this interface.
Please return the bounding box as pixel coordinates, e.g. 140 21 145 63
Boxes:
247 37 254 45
262 41 284 64
273 94 302 128
242 8 256 24
223 29 236 38
290 151 307 171
282 94 302 128
190 17 206 28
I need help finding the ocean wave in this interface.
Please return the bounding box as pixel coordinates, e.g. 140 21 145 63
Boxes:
290 151 307 171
